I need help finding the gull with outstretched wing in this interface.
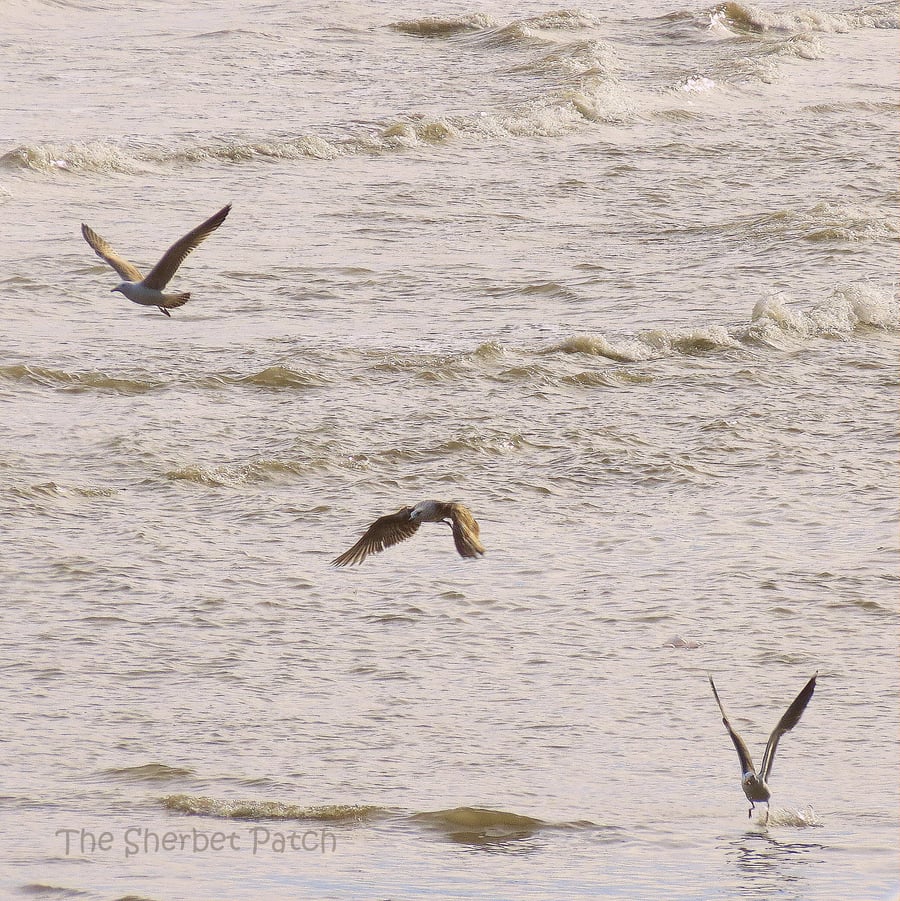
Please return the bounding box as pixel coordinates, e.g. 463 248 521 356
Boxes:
81 204 231 316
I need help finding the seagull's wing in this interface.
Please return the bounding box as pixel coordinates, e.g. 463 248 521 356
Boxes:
448 504 485 558
709 675 757 779
760 673 817 783
142 203 231 290
81 223 144 282
331 507 420 567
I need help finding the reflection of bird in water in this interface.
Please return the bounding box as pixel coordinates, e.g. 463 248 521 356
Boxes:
331 501 485 566
81 204 231 316
709 672 817 822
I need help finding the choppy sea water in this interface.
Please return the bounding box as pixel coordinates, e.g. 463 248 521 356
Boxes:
1 1 898 899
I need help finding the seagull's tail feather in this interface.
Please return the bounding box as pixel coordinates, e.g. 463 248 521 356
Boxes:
162 292 191 309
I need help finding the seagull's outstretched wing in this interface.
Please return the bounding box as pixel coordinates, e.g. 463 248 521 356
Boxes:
81 223 143 282
331 507 419 567
709 675 757 779
448 504 485 558
143 203 231 290
760 673 817 783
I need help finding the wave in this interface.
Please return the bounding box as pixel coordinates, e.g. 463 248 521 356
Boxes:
389 13 497 37
546 283 899 363
708 1 898 35
665 202 900 244
165 458 329 488
745 284 899 343
161 795 601 845
0 363 327 396
162 794 388 823
1 135 344 174
205 365 328 390
3 81 635 175
0 364 161 394
102 763 195 782
6 481 116 500
411 806 546 841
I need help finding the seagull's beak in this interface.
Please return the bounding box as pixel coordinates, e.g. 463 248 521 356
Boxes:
110 287 119 294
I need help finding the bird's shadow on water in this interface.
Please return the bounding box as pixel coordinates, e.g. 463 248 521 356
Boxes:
722 828 828 896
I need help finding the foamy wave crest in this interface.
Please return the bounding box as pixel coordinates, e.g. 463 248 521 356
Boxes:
165 459 327 488
1 134 343 174
548 284 897 363
678 74 718 93
792 202 900 242
768 32 825 60
547 326 747 362
8 481 117 500
674 203 899 245
746 285 900 343
1 141 152 175
436 431 528 456
519 9 602 30
546 334 658 362
519 38 619 78
163 794 387 823
172 135 342 163
389 13 497 37
708 1 897 35
0 364 161 394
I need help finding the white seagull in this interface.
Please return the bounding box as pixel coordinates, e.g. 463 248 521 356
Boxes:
331 501 485 566
81 204 231 316
709 672 817 822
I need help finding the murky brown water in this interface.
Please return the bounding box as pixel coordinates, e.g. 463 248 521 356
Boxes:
2 2 898 899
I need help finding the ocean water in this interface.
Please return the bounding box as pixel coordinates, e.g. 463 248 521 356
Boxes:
1 1 898 899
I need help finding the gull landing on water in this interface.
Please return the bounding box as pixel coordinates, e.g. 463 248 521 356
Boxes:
81 204 231 316
709 672 817 823
331 501 485 566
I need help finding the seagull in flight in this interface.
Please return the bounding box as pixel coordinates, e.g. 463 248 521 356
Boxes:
709 672 817 822
331 501 485 566
81 204 231 316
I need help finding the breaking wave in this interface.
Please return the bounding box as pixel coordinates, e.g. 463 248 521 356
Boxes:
165 459 329 487
546 283 899 362
707 1 898 36
163 794 387 823
389 13 497 37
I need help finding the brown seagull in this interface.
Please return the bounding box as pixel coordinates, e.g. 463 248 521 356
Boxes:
709 672 817 822
331 501 485 566
81 204 231 316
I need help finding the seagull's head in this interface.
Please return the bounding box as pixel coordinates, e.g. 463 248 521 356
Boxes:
111 283 125 295
409 500 440 523
741 773 770 802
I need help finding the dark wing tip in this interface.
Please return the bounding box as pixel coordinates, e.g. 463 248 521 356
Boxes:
330 547 364 567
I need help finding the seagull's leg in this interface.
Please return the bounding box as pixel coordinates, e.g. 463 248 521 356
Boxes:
748 803 754 820
764 805 770 826
158 307 171 317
